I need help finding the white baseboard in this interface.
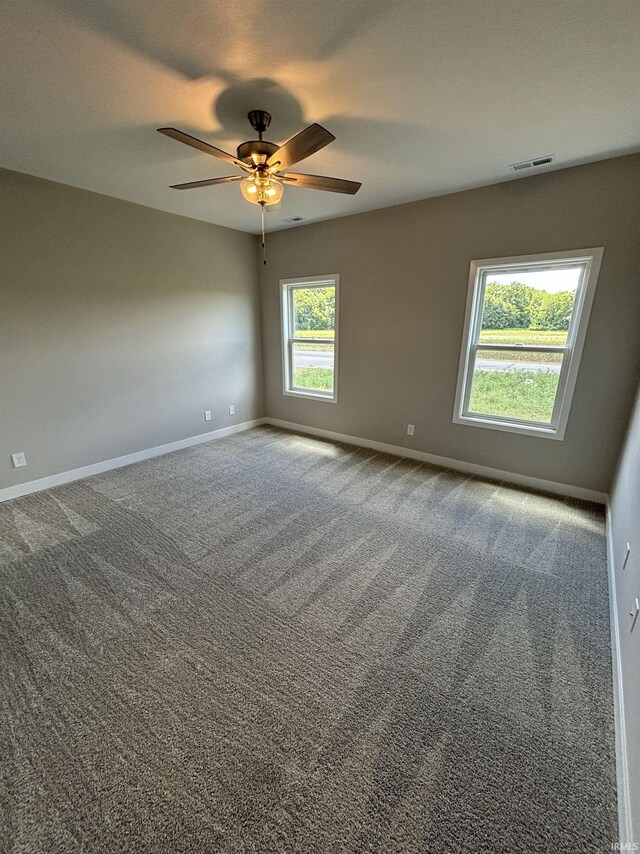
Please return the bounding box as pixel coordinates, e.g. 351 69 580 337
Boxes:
606 503 634 847
264 418 608 504
0 418 266 503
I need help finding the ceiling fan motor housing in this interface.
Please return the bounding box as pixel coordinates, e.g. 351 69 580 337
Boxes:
237 139 279 166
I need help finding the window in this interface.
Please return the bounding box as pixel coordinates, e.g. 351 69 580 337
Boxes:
453 248 603 439
281 275 339 402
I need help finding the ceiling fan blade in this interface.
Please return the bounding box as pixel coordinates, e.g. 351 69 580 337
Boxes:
282 172 361 195
267 124 335 171
158 128 251 172
170 175 244 190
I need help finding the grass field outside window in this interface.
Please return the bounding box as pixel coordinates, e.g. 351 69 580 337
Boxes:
469 369 559 422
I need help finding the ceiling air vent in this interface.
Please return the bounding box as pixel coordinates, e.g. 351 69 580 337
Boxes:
510 155 555 173
281 216 304 223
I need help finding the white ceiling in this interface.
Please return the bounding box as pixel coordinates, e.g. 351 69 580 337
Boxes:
2 0 640 233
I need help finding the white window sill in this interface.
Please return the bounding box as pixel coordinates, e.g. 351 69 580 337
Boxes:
453 413 565 440
283 389 337 404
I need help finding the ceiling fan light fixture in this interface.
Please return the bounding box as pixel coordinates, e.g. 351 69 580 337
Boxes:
240 174 284 206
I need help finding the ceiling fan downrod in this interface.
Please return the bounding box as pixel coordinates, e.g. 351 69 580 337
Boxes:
247 109 271 141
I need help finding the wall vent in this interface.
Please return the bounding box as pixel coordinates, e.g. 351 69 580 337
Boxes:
510 155 555 173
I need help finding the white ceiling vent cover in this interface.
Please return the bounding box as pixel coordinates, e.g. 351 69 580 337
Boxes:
510 155 555 172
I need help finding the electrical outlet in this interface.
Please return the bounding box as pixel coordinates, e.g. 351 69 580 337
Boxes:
11 452 27 468
406 424 415 436
630 598 640 634
229 405 235 416
204 410 212 422
623 543 631 570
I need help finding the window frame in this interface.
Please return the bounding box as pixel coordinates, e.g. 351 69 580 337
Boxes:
280 274 340 403
453 248 604 440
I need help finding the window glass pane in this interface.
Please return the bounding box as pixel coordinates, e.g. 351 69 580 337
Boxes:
292 341 334 394
292 286 335 337
478 266 583 346
468 349 563 423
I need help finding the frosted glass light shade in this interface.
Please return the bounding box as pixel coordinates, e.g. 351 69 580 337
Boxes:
240 175 284 206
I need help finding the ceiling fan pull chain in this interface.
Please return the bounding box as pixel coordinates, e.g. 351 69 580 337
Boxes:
261 205 267 265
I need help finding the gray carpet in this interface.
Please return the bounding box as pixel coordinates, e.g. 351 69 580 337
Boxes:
0 426 617 853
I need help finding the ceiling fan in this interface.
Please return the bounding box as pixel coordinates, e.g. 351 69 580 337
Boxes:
158 110 361 202
157 110 361 260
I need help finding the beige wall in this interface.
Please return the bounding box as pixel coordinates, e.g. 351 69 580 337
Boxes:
260 153 640 494
610 381 640 840
1 168 263 488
